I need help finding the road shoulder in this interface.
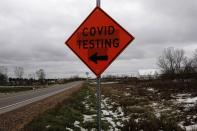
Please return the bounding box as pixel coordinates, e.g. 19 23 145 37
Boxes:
0 82 83 131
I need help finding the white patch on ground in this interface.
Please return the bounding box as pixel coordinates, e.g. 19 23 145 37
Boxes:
77 95 96 130
150 102 172 118
178 97 197 103
124 92 131 96
74 121 86 131
83 115 96 123
45 125 51 129
74 121 80 126
134 118 140 123
89 82 96 85
185 125 197 131
81 95 96 123
152 102 158 106
80 91 129 130
101 97 128 130
155 112 161 118
66 127 73 131
173 93 191 102
117 107 124 116
176 93 191 97
179 122 197 131
101 82 119 85
82 95 91 110
174 93 197 109
147 88 155 92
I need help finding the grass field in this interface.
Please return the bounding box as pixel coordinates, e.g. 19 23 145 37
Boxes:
23 83 113 130
23 79 197 131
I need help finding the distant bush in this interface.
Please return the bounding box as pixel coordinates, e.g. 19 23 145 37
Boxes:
0 73 7 86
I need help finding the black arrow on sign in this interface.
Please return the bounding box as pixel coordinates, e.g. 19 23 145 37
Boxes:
89 53 108 64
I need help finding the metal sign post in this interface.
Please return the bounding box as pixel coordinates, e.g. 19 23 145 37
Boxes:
96 1 101 130
96 76 101 131
97 0 100 7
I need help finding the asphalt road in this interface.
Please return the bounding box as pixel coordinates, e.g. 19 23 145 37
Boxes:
0 81 83 114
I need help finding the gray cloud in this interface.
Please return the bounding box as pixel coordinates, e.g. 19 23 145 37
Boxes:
0 0 197 78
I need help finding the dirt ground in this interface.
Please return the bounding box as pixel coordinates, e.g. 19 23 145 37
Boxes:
0 83 83 131
99 79 197 131
8 79 197 131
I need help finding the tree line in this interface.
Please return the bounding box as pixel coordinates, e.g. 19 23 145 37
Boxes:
0 67 46 85
157 47 197 79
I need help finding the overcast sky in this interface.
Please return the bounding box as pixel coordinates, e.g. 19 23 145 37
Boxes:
0 0 197 78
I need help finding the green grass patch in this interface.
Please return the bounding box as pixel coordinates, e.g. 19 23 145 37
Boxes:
0 87 33 93
24 83 111 131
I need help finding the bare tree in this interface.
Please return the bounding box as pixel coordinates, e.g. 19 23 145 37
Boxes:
0 66 8 85
193 49 197 68
36 69 46 80
28 73 36 80
14 66 24 79
183 57 195 74
157 47 185 75
174 49 185 73
0 66 8 76
158 48 175 74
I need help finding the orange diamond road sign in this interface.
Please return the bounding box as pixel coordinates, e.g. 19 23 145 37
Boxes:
65 7 134 77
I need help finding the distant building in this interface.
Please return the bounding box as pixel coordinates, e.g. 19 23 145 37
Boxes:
138 69 161 79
